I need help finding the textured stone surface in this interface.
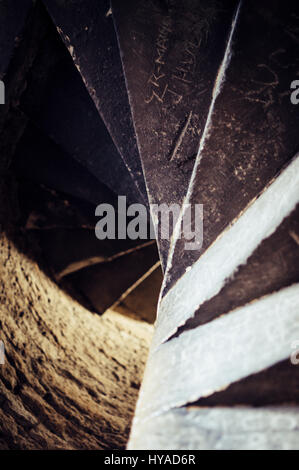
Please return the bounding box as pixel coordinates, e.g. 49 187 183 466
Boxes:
128 407 299 450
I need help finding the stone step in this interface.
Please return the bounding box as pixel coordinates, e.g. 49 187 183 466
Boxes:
115 263 163 324
171 204 299 340
112 0 238 267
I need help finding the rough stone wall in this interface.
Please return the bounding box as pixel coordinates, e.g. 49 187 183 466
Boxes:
0 179 152 450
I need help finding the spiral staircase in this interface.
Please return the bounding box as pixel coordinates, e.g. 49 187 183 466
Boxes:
0 0 299 450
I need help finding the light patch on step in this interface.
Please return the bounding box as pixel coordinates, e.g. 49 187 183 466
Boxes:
154 152 299 348
128 406 299 450
133 283 299 422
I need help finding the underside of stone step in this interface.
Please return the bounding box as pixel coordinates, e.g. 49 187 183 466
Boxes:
67 243 159 314
170 204 299 339
19 4 142 205
42 0 147 205
128 406 299 450
16 181 155 280
128 0 299 450
40 229 156 281
115 263 163 325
